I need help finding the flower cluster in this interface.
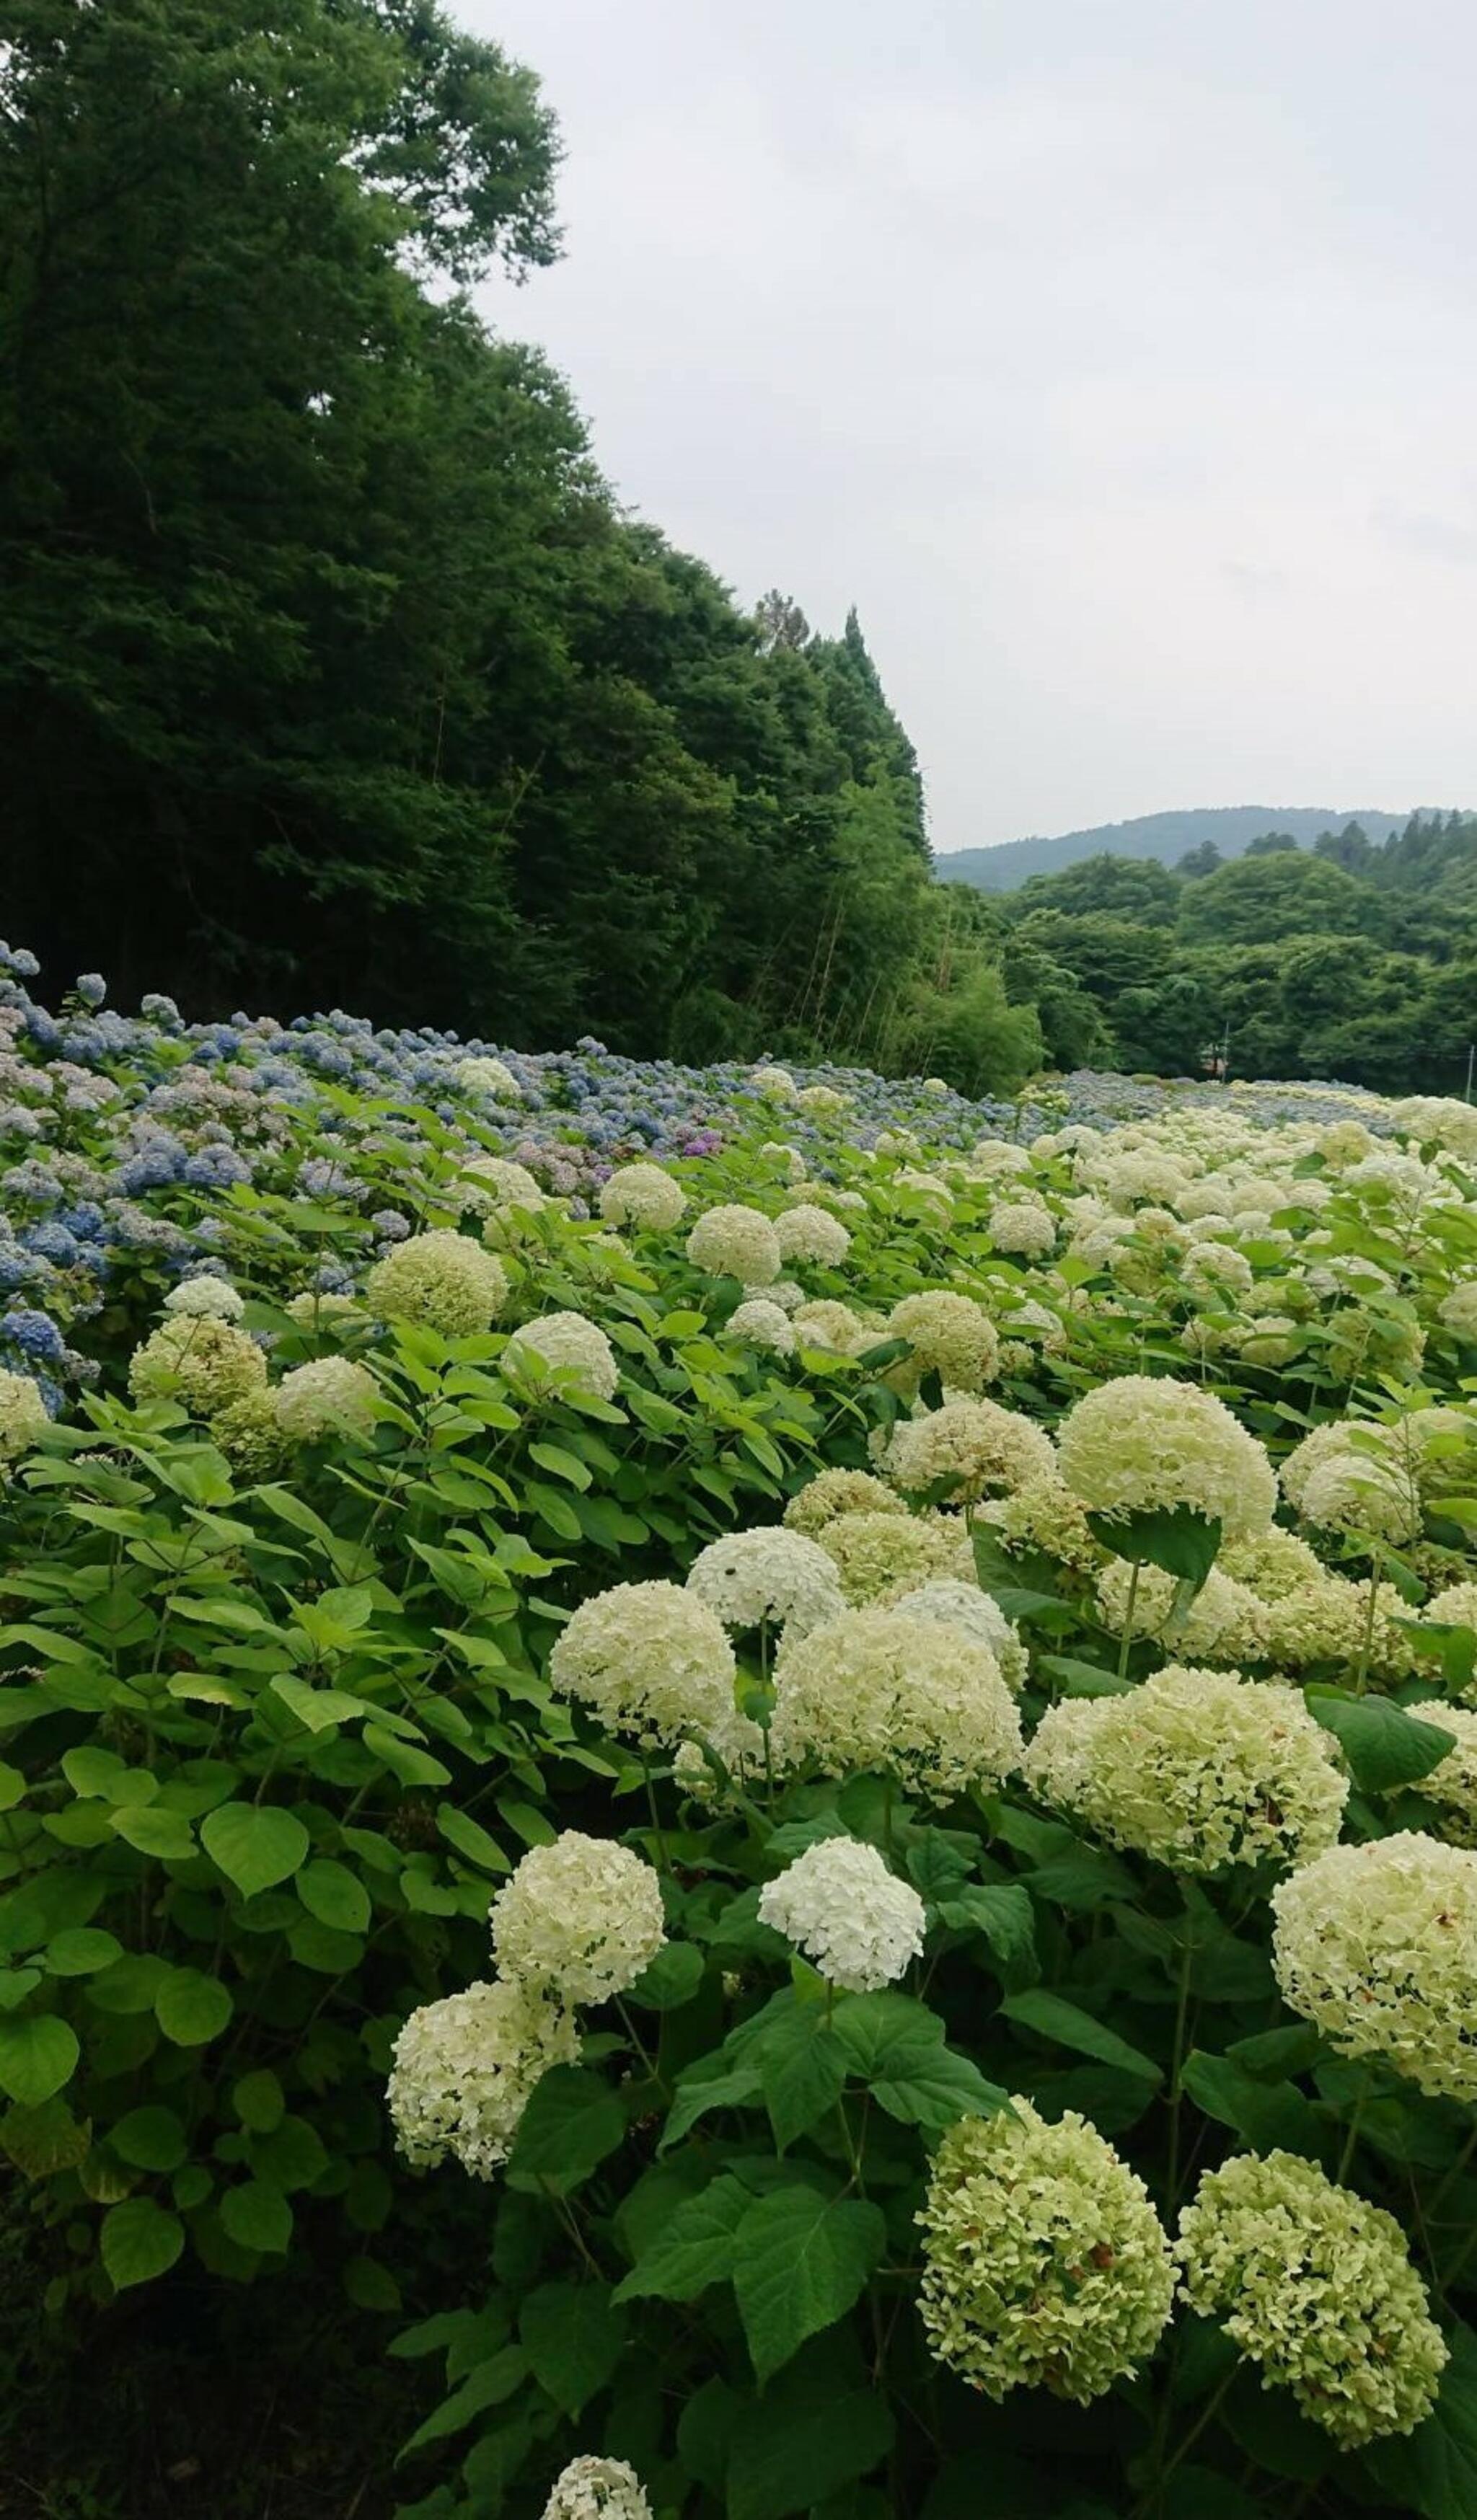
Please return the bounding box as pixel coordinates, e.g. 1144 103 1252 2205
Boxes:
1024 1667 1347 1874
917 2103 1175 2403
684 1526 845 1640
490 1833 666 2004
770 1606 1022 1802
1176 2150 1447 2445
503 1310 620 1402
1057 1376 1277 1536
1271 1831 1477 2100
365 1230 507 1335
387 1979 578 2178
757 1836 925 1990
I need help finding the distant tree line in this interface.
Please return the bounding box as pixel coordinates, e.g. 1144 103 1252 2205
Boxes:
972 814 1477 1093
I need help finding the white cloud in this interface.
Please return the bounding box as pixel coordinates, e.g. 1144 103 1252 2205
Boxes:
467 0 1477 847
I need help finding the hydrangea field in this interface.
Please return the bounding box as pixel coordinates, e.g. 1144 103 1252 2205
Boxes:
6 949 1477 2520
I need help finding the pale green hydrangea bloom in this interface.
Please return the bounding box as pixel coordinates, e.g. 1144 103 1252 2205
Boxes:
0 1369 48 1465
882 1398 1055 1504
886 1578 1029 1694
775 1201 850 1266
366 1229 507 1335
597 1162 685 1231
129 1316 267 1416
686 1204 782 1285
783 1467 907 1537
1057 1376 1277 1537
1176 2149 1447 2446
685 1526 845 1640
548 1580 740 1753
816 1509 974 1605
273 1355 378 1444
917 2101 1174 2403
539 2458 653 2520
885 1291 1000 1393
770 1604 1022 1803
1024 1666 1347 1875
503 1309 620 1401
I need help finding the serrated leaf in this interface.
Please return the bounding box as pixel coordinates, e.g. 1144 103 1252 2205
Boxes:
200 1803 309 1898
733 2188 886 2384
829 1991 1007 2131
1085 1503 1222 1591
100 2197 184 2289
936 1883 1037 1972
1180 2051 1321 2156
519 2279 624 2413
614 2173 751 2304
660 2059 764 2151
753 2004 848 2151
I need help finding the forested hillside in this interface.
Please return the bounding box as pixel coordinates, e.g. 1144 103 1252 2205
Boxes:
971 817 1477 1093
940 805 1413 890
1 0 1041 1089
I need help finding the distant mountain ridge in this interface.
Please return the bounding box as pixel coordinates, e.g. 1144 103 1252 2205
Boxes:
936 806 1415 891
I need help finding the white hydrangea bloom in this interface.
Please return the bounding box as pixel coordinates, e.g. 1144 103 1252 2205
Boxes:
989 1201 1057 1259
758 1140 808 1182
1300 1451 1420 1545
886 1291 1000 1393
685 1526 845 1640
888 1579 1030 1694
817 1508 974 1604
687 1204 782 1284
792 1299 876 1356
503 1310 620 1402
750 1065 798 1101
775 1202 851 1266
129 1317 267 1416
459 1153 545 1217
387 1979 577 2178
783 1467 907 1537
727 1297 795 1353
1057 1375 1277 1536
548 1580 741 1751
1272 1832 1477 2100
758 1836 925 1990
365 1231 507 1335
164 1276 245 1322
1439 1281 1477 1340
459 1056 521 1100
770 1606 1023 1803
540 2459 654 2520
490 1833 666 2004
273 1356 378 1444
599 1162 686 1232
882 1398 1055 1503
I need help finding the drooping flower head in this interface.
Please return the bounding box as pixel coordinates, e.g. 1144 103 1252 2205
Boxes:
1176 2150 1447 2446
539 2459 654 2520
918 2101 1175 2403
1024 1667 1347 1875
387 1979 578 2179
1057 1375 1277 1536
758 1836 925 1991
1271 1831 1477 2100
490 1833 666 2004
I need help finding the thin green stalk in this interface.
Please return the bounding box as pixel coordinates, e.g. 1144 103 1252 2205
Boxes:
1352 1566 1380 1697
1165 1920 1196 2211
1118 1560 1142 1680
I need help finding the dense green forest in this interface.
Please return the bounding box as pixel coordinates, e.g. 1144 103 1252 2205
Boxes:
0 0 1033 1087
977 818 1477 1093
1 0 1471 1099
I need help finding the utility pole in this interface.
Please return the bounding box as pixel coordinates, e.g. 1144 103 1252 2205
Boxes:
1466 1043 1474 1105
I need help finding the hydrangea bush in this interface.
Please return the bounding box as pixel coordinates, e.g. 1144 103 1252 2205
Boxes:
2 950 1477 2516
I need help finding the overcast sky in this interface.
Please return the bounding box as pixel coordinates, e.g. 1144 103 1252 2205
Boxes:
467 0 1476 857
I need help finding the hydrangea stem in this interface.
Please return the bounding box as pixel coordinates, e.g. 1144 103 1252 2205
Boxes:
1118 1560 1142 1679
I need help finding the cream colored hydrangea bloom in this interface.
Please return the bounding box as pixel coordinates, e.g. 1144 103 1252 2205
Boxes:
490 1833 665 2004
387 1979 577 2178
685 1526 845 1640
1272 1831 1477 2100
758 1836 925 1991
539 2459 653 2520
503 1310 620 1402
882 1398 1055 1504
886 1291 1000 1392
598 1162 686 1231
770 1605 1022 1803
273 1356 378 1444
129 1317 267 1416
0 1369 49 1465
817 1509 974 1605
783 1467 907 1537
548 1581 738 1749
1057 1375 1277 1536
686 1204 782 1284
1025 1666 1346 1874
